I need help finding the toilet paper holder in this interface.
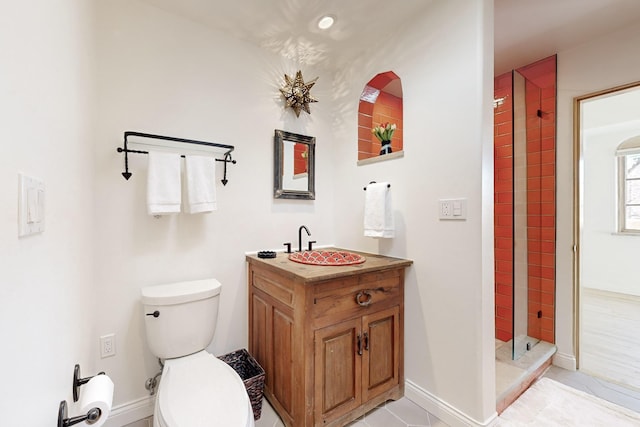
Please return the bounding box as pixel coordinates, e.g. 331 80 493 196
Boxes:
57 364 106 427
57 400 102 427
73 364 105 402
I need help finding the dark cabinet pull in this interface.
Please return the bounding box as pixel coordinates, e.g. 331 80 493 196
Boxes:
363 332 369 351
355 291 372 307
146 310 160 318
357 333 363 356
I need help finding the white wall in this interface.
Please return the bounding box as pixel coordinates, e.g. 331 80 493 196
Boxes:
94 0 496 424
555 22 640 369
1 0 498 425
582 120 640 296
0 1 95 425
331 1 496 424
93 0 337 407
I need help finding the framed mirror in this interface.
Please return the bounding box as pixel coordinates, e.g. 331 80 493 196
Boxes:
274 129 315 199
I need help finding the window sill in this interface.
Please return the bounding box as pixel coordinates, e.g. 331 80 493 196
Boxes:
357 151 404 166
611 231 640 236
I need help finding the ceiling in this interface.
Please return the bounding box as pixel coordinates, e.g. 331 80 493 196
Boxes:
494 0 640 75
141 0 640 74
141 0 434 69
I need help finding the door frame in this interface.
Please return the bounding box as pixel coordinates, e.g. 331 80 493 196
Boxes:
572 80 640 369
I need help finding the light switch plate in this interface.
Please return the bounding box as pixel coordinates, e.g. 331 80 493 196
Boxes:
18 173 45 237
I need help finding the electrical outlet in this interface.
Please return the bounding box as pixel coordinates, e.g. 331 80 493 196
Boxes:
100 334 116 358
439 200 452 218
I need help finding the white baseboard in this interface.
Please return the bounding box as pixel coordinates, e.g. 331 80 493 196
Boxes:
405 380 497 427
552 352 577 371
103 396 154 427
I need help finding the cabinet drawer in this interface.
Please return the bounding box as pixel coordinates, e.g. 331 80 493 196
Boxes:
313 269 401 324
251 268 295 307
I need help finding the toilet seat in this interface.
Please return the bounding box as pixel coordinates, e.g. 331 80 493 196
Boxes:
155 351 255 427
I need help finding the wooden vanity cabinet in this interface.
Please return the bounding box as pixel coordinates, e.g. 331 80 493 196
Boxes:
247 251 411 427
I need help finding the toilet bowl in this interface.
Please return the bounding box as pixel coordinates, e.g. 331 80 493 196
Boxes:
141 279 254 427
154 351 254 427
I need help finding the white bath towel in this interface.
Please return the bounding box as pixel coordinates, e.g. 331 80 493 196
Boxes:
147 151 181 215
364 182 394 238
185 155 217 213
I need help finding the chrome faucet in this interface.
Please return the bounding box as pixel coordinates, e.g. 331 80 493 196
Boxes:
298 225 311 252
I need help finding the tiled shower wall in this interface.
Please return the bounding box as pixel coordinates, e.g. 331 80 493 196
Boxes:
522 57 556 344
493 56 556 345
494 72 514 342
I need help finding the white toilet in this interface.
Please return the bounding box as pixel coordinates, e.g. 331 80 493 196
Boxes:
141 279 255 427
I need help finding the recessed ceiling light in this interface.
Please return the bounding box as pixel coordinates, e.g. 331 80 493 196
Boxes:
317 15 335 30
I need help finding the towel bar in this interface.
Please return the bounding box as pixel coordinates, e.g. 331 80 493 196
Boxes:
117 131 236 185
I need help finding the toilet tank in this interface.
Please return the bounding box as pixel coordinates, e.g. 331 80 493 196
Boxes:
141 279 222 359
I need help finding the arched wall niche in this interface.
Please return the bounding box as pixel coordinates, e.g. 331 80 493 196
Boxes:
357 71 404 163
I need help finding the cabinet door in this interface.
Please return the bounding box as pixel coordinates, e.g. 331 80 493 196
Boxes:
314 318 362 425
250 294 271 386
362 306 400 401
272 306 294 416
250 293 294 419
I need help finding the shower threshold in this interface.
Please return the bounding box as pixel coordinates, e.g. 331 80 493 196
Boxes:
496 339 556 413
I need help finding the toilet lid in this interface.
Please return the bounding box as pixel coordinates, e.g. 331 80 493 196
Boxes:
158 351 252 427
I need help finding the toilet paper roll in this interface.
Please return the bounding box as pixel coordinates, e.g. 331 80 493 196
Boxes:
79 374 114 427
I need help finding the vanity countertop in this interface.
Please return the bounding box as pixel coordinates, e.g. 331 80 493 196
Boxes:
246 248 412 283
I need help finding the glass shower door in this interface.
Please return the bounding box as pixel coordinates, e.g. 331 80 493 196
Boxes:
512 69 542 360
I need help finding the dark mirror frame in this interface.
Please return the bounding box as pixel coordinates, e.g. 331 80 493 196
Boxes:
274 129 315 200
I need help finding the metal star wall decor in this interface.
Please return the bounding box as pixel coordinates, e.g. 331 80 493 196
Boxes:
279 70 318 117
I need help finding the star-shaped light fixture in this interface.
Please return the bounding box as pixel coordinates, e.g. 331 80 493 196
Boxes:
279 70 318 117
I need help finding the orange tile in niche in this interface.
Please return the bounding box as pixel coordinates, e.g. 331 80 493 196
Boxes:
359 101 374 115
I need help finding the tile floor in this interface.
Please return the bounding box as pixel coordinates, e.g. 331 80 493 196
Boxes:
255 365 640 427
255 397 449 427
132 365 640 427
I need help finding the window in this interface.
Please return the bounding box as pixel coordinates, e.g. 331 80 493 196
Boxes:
617 136 640 232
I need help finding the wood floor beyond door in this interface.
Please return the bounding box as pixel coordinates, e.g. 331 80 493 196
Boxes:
580 287 640 391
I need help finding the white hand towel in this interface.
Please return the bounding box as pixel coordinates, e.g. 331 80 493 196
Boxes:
147 151 181 215
185 155 217 213
364 182 394 238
